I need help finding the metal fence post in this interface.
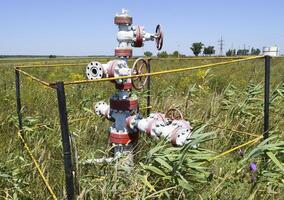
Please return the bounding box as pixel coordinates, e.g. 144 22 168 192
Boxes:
264 56 271 140
15 68 23 131
147 59 151 116
55 82 74 200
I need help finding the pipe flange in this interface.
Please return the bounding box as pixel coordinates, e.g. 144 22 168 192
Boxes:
86 61 103 80
133 26 143 47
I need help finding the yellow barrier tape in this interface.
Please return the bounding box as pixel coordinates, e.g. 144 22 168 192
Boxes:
59 56 263 86
208 136 263 162
17 131 58 200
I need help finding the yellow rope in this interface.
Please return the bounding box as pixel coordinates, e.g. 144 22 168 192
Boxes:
13 56 251 68
0 56 255 68
18 62 90 69
208 136 263 161
17 131 58 200
188 119 260 137
151 56 250 60
140 106 152 110
14 56 263 88
15 58 111 68
59 56 263 86
15 68 51 87
206 124 259 137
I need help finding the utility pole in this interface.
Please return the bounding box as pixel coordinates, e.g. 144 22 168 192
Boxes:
218 36 224 56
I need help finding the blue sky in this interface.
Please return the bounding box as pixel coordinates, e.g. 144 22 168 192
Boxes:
0 0 283 56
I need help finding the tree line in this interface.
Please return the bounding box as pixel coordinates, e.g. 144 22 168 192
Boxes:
226 48 261 56
144 42 261 57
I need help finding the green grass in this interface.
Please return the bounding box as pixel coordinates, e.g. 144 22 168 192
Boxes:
0 57 283 199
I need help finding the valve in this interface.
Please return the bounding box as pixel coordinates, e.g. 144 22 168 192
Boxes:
125 112 192 146
114 9 163 57
85 9 191 166
131 58 149 90
86 58 151 91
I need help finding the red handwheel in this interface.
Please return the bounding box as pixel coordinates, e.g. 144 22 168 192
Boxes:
155 24 163 50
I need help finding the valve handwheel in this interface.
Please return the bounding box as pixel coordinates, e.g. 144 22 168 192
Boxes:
155 24 163 50
132 58 149 90
165 108 184 120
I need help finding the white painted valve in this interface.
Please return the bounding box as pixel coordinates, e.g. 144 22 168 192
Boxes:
86 59 131 81
126 113 193 146
114 9 163 57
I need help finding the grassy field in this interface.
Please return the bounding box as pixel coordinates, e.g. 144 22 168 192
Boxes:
0 57 283 199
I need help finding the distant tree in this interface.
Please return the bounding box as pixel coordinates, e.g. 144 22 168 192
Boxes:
190 42 204 56
237 49 249 56
144 51 153 57
49 55 56 58
226 49 232 56
157 51 168 58
226 49 236 56
203 46 215 56
237 49 241 55
250 48 261 55
172 51 179 57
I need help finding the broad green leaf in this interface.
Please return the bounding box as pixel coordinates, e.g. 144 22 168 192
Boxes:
177 178 193 191
154 157 173 171
140 163 167 177
266 152 284 173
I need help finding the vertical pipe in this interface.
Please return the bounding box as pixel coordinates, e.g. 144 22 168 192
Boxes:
56 82 74 200
147 59 151 116
15 68 23 131
264 56 271 140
